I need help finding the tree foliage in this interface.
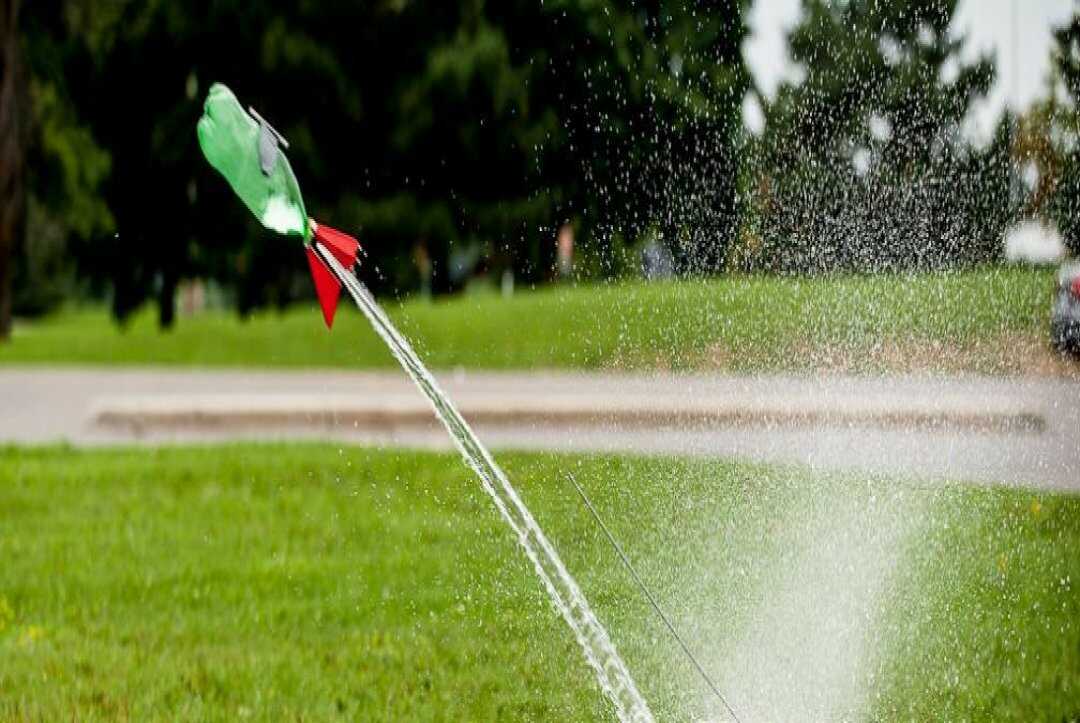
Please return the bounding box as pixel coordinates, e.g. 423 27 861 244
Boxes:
1050 12 1080 256
0 0 26 340
15 0 750 327
13 1 1054 330
747 0 1012 273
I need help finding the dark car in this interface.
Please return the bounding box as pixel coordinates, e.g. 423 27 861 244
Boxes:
1051 263 1080 354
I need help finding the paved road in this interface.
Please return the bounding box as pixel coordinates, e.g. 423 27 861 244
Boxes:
2 367 1078 491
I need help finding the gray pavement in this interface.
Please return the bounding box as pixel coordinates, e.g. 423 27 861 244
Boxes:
1 367 1078 490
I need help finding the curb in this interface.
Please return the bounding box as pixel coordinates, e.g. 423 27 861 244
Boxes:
92 394 1046 435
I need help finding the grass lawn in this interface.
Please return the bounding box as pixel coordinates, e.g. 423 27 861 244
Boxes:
1 444 1077 721
0 266 1066 374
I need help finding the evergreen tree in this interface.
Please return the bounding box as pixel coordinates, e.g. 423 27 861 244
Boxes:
752 0 1005 273
1050 12 1080 256
0 0 24 340
13 1 752 329
525 0 751 275
18 1 115 318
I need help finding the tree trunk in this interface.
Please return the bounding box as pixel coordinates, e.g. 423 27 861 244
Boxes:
158 270 177 330
0 0 23 342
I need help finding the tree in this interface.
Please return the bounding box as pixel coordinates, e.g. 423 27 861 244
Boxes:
333 2 559 293
751 0 1005 273
336 1 751 286
15 0 753 330
1050 12 1080 256
23 0 351 325
0 0 24 341
17 3 113 319
523 0 751 275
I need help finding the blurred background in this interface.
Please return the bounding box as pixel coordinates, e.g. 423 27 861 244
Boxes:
1 0 1078 336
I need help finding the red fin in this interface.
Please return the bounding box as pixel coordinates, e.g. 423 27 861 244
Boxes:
313 223 360 270
305 245 341 329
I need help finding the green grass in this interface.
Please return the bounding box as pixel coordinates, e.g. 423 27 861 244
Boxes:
1 444 1077 720
0 266 1060 372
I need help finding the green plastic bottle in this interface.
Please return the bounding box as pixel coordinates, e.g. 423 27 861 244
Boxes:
196 83 309 241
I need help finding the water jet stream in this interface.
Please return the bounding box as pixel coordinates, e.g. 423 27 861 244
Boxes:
316 243 655 722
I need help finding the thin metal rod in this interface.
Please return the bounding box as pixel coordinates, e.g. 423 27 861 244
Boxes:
567 473 742 723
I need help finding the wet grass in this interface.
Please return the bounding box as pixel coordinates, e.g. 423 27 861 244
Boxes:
876 485 1080 721
1 444 1077 721
0 266 1062 373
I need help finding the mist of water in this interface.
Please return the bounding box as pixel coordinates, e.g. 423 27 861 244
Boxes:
316 244 655 722
713 486 921 720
